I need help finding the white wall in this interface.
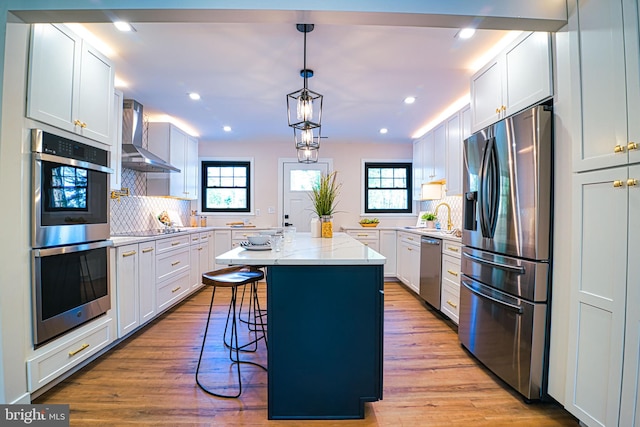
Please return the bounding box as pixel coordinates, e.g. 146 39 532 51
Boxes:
198 138 414 229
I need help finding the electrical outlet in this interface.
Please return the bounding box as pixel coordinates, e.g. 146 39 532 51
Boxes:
256 209 261 216
268 206 275 214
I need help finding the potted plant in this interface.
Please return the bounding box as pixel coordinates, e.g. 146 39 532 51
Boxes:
310 171 341 237
421 212 437 229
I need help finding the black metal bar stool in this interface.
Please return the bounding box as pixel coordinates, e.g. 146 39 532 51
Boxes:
238 266 267 334
196 265 267 398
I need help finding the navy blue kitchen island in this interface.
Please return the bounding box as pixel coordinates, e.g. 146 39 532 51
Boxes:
216 233 384 419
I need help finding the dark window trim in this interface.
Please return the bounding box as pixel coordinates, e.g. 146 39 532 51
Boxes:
364 162 413 214
201 160 251 213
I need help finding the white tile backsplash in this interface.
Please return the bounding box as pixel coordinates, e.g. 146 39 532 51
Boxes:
420 195 462 230
110 168 191 234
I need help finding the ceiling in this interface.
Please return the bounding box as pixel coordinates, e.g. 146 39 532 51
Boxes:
80 21 511 145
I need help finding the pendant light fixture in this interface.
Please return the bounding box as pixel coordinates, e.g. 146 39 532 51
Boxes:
286 23 323 163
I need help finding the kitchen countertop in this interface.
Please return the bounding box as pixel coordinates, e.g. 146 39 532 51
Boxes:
341 225 462 243
109 225 276 247
216 232 385 266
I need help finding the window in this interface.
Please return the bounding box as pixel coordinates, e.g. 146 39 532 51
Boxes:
201 161 250 212
364 162 412 213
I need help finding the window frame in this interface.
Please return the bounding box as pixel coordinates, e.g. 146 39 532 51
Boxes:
201 160 251 213
363 161 413 214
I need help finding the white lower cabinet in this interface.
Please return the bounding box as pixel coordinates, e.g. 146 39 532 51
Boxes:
346 229 379 252
138 242 157 325
26 316 114 392
565 166 632 426
379 230 397 278
214 229 232 270
156 235 191 312
115 242 156 338
190 232 212 291
440 241 461 324
396 231 421 294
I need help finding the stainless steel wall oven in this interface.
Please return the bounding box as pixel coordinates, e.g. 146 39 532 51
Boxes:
32 129 111 248
31 129 112 347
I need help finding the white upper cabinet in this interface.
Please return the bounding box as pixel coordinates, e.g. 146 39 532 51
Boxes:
27 24 114 145
412 137 424 200
471 32 552 133
423 123 445 183
573 0 639 171
146 123 199 200
445 112 462 196
110 90 124 191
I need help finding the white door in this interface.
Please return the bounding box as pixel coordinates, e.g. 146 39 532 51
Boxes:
282 161 329 232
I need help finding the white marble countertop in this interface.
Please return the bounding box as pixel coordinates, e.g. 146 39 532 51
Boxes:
341 225 462 243
216 232 386 266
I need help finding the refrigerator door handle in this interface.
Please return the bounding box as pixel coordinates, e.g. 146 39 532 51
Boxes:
462 251 526 274
478 138 491 237
461 279 524 314
485 137 500 237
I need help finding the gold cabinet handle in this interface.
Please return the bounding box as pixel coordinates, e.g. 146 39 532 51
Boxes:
192 237 199 241
628 179 638 187
447 269 458 277
446 300 458 309
407 248 413 251
171 260 181 266
408 237 414 241
198 247 203 251
68 343 89 357
142 247 154 253
629 142 638 151
614 180 625 188
495 107 501 114
171 286 181 293
614 145 626 153
122 250 136 257
171 241 181 246
357 233 368 237
448 247 459 253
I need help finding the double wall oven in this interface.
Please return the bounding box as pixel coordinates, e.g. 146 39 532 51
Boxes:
31 129 113 347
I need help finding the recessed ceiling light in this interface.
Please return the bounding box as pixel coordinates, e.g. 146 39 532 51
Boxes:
188 92 201 101
113 21 135 32
379 128 388 134
403 96 416 105
223 126 232 132
458 28 476 39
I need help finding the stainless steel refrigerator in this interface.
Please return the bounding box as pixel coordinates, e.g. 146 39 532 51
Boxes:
459 103 553 401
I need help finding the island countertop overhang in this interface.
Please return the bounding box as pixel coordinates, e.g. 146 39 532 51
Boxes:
216 232 386 266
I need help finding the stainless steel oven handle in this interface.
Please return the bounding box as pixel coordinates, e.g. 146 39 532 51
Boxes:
33 240 113 257
34 152 113 174
462 251 525 274
461 279 524 314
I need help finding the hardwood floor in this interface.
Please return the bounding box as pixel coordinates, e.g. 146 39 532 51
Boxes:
35 281 578 426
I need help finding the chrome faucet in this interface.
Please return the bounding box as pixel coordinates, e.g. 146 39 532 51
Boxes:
434 202 453 230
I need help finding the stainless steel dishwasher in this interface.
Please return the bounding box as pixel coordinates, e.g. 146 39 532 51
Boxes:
419 236 442 309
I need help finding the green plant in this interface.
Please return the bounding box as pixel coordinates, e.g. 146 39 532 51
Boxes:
421 212 437 221
310 171 342 217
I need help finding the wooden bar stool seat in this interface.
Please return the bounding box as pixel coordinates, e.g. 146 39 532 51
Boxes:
196 266 267 398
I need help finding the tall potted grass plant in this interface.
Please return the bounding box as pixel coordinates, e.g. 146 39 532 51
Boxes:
310 171 341 237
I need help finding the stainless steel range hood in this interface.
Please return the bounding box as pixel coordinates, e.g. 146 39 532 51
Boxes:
121 99 180 173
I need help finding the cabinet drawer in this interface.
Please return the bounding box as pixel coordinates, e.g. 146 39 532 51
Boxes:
398 231 420 246
156 246 190 281
441 282 460 325
156 235 190 253
443 240 462 258
199 232 212 243
443 254 461 284
189 233 201 244
157 271 191 312
347 229 379 240
27 316 113 392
